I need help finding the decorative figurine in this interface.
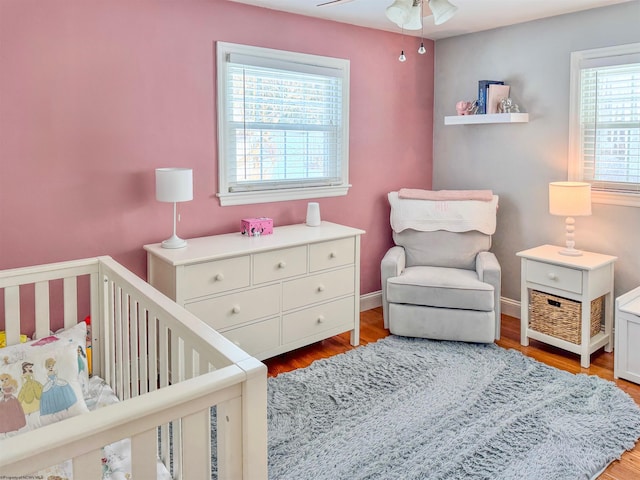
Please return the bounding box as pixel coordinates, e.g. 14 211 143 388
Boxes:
498 98 520 113
456 101 472 116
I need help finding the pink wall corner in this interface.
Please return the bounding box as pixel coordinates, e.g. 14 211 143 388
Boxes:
0 0 433 331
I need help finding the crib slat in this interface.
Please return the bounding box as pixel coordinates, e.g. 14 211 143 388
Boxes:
131 429 159 479
130 300 140 397
181 409 212 480
115 285 124 398
4 285 20 345
148 314 158 391
183 342 195 379
105 276 117 388
63 276 78 329
90 272 101 376
159 319 169 388
121 290 131 400
217 397 243 480
139 307 149 394
172 334 183 383
34 281 50 338
71 448 103 480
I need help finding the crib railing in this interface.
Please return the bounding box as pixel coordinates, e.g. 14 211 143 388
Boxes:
0 256 268 479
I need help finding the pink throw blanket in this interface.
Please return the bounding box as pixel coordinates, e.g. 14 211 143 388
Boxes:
398 188 494 202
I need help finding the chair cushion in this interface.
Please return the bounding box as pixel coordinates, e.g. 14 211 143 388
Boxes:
392 230 491 269
386 266 494 311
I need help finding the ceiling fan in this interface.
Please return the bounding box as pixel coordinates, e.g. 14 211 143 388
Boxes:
316 0 458 28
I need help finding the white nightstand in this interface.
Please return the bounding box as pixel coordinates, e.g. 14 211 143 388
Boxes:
517 245 617 368
615 287 640 384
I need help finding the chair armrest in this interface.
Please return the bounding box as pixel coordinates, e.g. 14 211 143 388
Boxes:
476 251 502 339
381 246 406 329
476 251 500 282
381 246 406 280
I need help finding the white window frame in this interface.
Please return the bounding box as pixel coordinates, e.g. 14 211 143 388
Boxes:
568 43 640 207
216 42 350 206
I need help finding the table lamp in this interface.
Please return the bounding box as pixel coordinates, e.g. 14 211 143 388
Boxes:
549 181 592 256
156 168 193 249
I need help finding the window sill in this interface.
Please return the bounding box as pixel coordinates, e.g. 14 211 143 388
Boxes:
217 184 351 206
592 190 640 207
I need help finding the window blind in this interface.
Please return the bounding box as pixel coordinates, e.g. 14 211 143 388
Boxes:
579 62 640 194
223 55 345 193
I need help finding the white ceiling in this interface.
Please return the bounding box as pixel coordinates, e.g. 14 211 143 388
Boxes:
227 0 634 40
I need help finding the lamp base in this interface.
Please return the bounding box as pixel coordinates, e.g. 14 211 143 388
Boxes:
161 234 187 249
558 247 583 256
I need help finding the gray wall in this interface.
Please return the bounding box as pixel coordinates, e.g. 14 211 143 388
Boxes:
433 1 640 305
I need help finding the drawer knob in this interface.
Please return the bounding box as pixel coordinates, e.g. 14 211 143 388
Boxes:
278 261 287 269
232 305 241 314
329 252 336 258
548 272 558 281
317 284 326 292
215 273 224 281
317 315 325 324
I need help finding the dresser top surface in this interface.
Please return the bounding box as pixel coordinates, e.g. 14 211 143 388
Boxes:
144 221 365 265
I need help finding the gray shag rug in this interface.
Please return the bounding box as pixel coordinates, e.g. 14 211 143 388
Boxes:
265 336 640 480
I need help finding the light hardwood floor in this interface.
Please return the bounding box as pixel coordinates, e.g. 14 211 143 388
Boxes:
264 308 640 479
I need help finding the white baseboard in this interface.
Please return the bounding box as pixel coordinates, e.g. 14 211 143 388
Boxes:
361 291 521 320
501 297 521 319
360 290 382 312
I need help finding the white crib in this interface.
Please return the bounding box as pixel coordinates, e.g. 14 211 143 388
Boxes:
0 256 267 479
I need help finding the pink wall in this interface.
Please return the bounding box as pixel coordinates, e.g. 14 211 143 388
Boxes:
0 0 433 303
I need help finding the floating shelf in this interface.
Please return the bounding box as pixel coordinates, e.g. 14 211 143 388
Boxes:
444 113 529 125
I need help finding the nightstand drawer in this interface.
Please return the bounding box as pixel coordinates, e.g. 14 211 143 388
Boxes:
253 246 307 284
282 297 354 344
183 256 250 299
185 284 280 330
309 237 355 272
282 266 355 311
526 260 582 294
224 317 280 358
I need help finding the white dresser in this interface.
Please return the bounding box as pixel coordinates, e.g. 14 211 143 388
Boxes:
144 222 365 360
615 287 640 384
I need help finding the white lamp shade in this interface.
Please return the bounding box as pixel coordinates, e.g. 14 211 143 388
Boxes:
156 168 193 203
429 0 458 25
549 181 592 216
385 0 413 27
402 4 423 30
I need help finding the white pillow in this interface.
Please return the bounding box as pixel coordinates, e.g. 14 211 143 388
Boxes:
0 322 89 436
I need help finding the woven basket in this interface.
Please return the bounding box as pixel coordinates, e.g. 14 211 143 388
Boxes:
529 290 603 344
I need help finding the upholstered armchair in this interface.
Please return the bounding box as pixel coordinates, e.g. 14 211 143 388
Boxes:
381 190 501 343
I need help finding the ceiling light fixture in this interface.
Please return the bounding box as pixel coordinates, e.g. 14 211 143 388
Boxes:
385 0 457 29
428 0 458 25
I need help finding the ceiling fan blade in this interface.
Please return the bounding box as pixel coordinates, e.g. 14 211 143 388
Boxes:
317 0 355 7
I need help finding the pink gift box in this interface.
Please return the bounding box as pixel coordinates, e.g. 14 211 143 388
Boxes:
241 217 273 236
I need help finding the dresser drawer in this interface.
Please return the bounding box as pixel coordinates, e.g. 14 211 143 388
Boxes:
185 284 280 330
253 246 307 284
223 317 280 358
282 266 354 311
526 260 582 294
181 256 250 300
309 237 355 272
283 297 355 344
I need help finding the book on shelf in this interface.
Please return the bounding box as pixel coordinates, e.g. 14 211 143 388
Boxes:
487 84 511 114
477 80 504 114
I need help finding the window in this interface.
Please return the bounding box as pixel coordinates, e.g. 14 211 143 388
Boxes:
569 43 640 207
216 42 350 206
